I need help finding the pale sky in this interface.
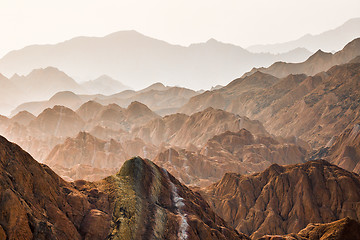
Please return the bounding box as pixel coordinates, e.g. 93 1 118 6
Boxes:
1 0 360 58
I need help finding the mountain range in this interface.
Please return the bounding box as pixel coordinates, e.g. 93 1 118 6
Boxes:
247 18 360 53
1 19 360 240
0 31 312 91
0 67 130 116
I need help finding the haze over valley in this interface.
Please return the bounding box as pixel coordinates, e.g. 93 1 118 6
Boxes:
0 1 360 239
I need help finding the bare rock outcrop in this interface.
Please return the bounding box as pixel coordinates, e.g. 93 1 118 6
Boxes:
199 160 360 239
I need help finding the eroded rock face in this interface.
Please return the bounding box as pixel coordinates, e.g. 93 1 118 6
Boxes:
312 123 360 174
258 217 360 240
134 107 269 149
153 129 307 187
0 135 111 240
0 135 247 239
44 132 160 181
199 160 360 239
102 157 249 240
244 38 360 78
181 62 360 148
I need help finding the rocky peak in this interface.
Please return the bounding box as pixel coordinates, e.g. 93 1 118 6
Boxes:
200 160 360 239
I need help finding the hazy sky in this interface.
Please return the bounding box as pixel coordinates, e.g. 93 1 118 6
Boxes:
1 0 360 58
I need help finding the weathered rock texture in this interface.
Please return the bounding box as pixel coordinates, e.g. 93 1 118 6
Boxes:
0 135 246 239
199 160 360 239
258 217 360 240
154 129 307 187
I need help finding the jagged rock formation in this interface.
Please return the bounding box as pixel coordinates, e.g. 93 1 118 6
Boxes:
134 107 269 148
44 132 158 181
258 217 360 240
261 62 360 147
103 157 249 240
311 123 360 174
180 71 280 115
153 129 307 187
199 160 360 239
244 38 360 78
30 105 85 138
0 101 160 162
44 132 129 181
0 135 111 239
0 135 247 239
181 61 360 148
82 101 160 132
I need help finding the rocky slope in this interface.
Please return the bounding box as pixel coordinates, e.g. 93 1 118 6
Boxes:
44 132 158 181
0 101 160 162
0 135 247 239
83 101 160 132
134 107 269 148
199 160 360 239
44 132 129 181
153 129 308 187
180 71 280 115
258 217 360 240
260 62 360 147
181 61 360 148
0 135 111 240
244 38 360 78
310 123 360 174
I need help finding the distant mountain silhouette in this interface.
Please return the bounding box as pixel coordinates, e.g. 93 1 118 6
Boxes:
248 18 360 53
11 83 198 117
81 74 130 95
0 30 312 90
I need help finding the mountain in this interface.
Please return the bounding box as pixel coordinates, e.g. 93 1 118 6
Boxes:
44 132 159 181
310 123 360 174
3 106 86 161
181 60 360 148
153 129 308 187
0 30 313 90
199 160 360 239
102 86 198 116
259 62 360 147
11 82 197 117
259 217 360 240
44 132 129 180
9 110 35 126
0 73 24 115
180 71 280 115
0 67 85 116
247 18 360 53
11 91 85 117
81 74 130 95
244 38 360 78
0 135 111 239
11 66 83 100
133 107 269 148
29 105 85 138
83 101 160 132
0 135 247 239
